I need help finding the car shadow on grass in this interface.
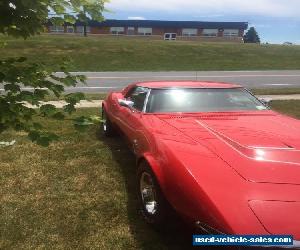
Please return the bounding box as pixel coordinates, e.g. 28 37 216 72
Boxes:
97 130 236 250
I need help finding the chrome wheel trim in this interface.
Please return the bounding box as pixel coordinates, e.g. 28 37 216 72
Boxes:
140 172 158 215
103 122 107 132
102 111 107 132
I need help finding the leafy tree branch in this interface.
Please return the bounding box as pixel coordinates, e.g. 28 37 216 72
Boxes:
0 0 108 146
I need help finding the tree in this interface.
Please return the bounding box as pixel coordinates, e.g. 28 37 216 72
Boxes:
0 0 107 38
0 0 108 146
243 27 261 43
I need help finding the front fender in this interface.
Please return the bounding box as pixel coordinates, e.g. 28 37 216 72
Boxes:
138 153 166 190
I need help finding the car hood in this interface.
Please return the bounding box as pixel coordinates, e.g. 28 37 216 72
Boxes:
157 111 300 185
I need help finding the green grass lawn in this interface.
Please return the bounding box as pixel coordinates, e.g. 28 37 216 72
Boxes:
251 88 300 96
0 101 299 249
0 109 192 250
1 35 300 71
270 100 300 118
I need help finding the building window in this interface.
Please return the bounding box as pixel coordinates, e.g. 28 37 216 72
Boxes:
66 26 74 33
223 29 239 37
110 27 125 35
127 27 135 35
164 33 177 40
137 27 152 36
182 28 197 37
202 29 218 37
76 26 91 33
49 25 64 33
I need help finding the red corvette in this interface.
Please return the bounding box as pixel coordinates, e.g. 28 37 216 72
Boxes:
102 81 300 247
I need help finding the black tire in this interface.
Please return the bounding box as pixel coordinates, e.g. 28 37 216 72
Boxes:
102 108 117 137
137 161 169 227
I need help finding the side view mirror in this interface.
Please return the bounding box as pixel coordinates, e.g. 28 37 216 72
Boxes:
259 98 272 106
118 99 134 108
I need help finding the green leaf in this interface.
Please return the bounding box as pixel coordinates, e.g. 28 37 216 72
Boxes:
77 75 86 83
50 84 65 97
52 112 65 120
89 115 101 123
36 133 59 147
50 17 65 26
74 118 94 126
28 131 40 142
34 89 49 100
4 84 21 92
19 91 34 102
64 15 76 24
73 116 94 132
63 104 76 114
28 131 59 147
40 104 57 116
52 4 66 14
61 75 77 87
0 0 107 145
65 92 85 105
36 136 51 147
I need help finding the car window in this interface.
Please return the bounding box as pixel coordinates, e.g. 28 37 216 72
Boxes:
146 88 268 113
126 87 149 111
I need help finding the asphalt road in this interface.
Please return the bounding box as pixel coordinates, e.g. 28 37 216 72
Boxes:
64 70 300 93
2 70 300 93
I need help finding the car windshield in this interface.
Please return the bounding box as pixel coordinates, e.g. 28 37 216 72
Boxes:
146 88 269 113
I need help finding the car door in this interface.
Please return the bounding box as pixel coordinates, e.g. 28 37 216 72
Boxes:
117 86 150 153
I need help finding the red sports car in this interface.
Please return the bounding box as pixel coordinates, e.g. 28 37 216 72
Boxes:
102 81 300 247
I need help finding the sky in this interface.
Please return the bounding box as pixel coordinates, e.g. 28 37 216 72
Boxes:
105 0 300 44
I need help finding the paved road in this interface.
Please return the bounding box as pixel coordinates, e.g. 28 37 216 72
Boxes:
2 71 300 93
64 70 300 93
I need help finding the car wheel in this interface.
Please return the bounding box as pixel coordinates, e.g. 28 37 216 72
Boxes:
102 108 116 137
137 161 169 227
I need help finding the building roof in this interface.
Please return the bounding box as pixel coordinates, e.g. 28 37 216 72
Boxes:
86 19 248 29
136 81 242 89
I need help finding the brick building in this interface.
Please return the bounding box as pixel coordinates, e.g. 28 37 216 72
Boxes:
45 19 248 43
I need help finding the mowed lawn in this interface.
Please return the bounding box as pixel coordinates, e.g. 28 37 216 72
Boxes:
1 35 300 71
0 109 191 250
1 101 300 249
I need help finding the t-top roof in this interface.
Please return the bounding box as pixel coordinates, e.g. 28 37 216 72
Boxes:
86 19 248 29
136 81 242 89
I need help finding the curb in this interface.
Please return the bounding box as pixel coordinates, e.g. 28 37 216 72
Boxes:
25 100 103 109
